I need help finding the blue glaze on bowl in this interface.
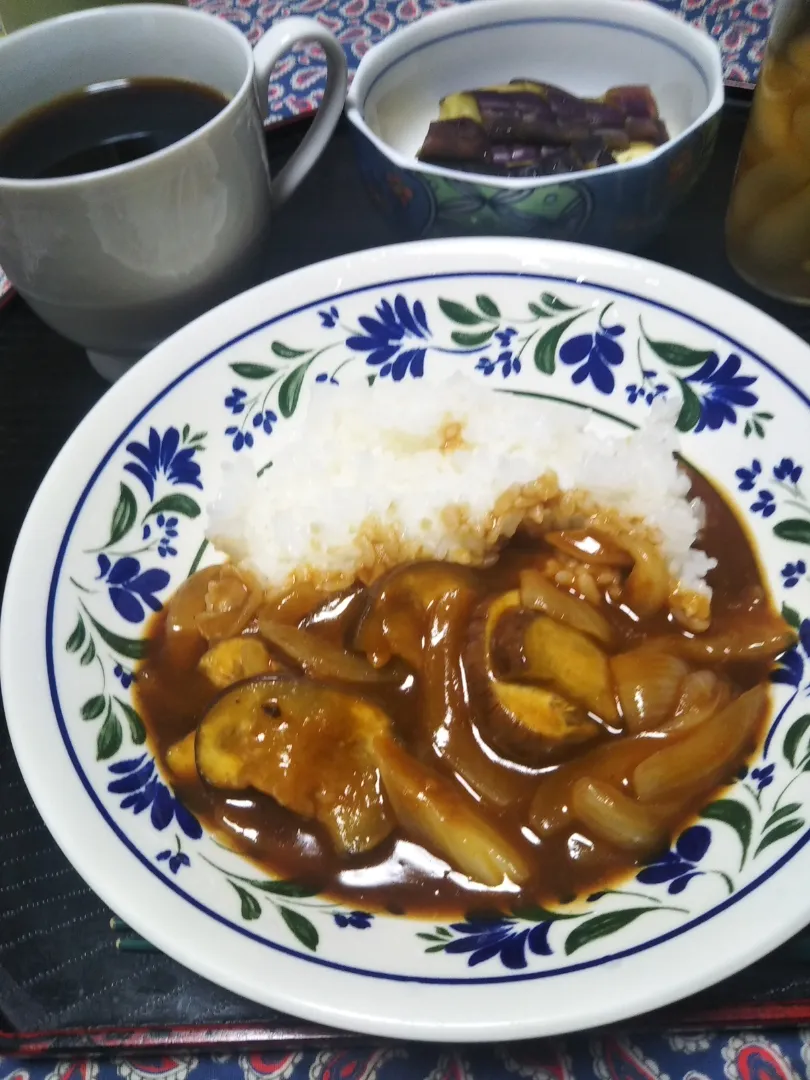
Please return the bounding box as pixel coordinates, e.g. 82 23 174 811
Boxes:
352 116 720 249
346 0 724 250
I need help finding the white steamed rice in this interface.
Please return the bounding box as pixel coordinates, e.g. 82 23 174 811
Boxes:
206 373 714 597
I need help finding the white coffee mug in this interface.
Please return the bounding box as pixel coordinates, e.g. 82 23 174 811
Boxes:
0 4 348 379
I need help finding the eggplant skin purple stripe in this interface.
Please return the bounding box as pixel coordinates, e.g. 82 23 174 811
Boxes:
417 80 669 178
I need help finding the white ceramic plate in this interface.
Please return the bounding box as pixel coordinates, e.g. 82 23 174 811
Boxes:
4 237 810 1042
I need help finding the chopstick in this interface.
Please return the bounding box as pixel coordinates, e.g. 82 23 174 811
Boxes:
110 916 157 953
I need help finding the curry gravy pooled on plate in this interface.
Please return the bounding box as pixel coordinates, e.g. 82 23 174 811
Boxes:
134 375 794 915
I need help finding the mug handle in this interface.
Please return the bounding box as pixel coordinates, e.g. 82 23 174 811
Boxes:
252 17 349 210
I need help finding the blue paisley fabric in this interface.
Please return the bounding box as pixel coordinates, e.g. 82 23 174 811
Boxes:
4 1030 810 1080
188 0 770 123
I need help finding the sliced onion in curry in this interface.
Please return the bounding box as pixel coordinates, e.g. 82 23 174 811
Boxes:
670 610 796 664
258 617 405 684
164 564 262 667
373 733 532 888
355 563 477 672
440 719 537 809
195 566 262 641
611 532 670 618
299 585 368 645
544 529 634 568
570 777 668 852
610 647 689 732
519 568 614 644
259 583 325 626
357 562 531 807
528 735 670 838
662 670 731 734
633 684 768 801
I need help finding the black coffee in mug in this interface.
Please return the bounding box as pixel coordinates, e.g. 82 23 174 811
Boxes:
0 77 229 180
0 1 347 381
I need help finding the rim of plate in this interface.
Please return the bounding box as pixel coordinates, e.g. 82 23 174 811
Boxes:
4 236 810 1042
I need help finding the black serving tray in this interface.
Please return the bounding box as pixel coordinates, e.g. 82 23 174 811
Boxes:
5 92 810 1057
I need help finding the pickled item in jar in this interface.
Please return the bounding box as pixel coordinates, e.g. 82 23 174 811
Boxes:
726 33 810 301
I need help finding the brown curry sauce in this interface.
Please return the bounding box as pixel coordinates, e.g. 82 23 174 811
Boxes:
134 467 774 917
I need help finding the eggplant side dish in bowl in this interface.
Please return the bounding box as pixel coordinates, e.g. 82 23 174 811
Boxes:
345 0 724 247
417 81 670 179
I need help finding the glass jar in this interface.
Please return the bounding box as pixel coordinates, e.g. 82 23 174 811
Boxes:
726 0 810 303
0 0 185 33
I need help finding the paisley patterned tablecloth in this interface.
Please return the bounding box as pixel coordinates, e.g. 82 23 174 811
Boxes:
3 1030 810 1080
188 0 770 122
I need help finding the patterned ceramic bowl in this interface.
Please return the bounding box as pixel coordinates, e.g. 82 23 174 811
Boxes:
345 0 724 250
5 237 810 1043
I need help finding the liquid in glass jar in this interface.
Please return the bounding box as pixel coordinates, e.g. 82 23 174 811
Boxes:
726 28 810 303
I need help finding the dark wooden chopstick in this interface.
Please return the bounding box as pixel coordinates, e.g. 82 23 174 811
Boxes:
110 916 157 952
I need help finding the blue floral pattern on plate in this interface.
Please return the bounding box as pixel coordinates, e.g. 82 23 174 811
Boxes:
214 289 767 448
34 259 810 1019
